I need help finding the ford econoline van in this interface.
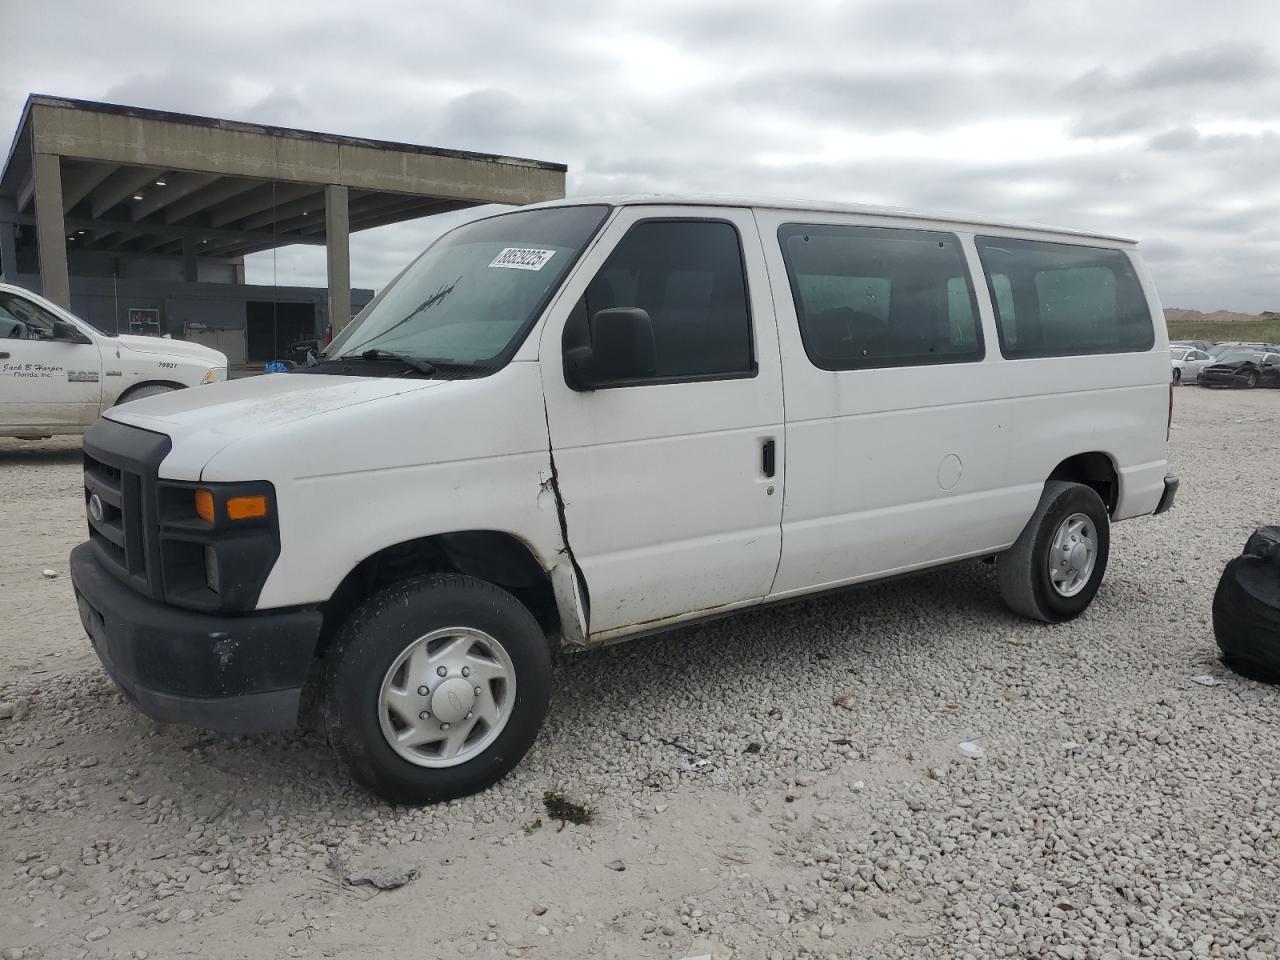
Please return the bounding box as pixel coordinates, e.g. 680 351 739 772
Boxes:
68 197 1178 804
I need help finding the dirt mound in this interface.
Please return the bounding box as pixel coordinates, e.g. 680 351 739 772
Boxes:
1166 307 1279 325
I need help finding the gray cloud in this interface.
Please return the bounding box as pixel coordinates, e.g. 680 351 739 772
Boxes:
1131 44 1273 90
2 0 1278 311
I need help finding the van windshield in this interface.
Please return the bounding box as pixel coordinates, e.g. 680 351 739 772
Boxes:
324 205 609 370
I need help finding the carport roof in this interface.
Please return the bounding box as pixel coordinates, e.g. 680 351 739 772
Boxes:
0 94 567 259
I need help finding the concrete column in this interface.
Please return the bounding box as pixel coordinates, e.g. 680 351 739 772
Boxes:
325 184 351 335
0 220 15 282
33 153 71 307
182 236 198 282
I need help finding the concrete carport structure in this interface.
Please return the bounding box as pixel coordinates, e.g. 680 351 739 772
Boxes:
0 94 566 345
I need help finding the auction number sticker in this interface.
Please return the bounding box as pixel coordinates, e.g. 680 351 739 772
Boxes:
489 247 556 271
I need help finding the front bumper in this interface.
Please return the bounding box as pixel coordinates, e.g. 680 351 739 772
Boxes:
1153 473 1179 515
1200 371 1249 386
70 542 322 734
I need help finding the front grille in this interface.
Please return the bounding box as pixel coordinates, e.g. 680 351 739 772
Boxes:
82 419 172 599
84 453 140 576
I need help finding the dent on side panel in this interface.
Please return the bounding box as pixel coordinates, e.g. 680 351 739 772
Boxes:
539 396 590 646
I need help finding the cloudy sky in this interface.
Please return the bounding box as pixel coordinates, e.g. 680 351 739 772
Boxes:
4 0 1278 311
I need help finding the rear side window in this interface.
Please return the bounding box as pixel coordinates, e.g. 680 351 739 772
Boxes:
565 219 754 381
778 223 983 370
974 237 1154 358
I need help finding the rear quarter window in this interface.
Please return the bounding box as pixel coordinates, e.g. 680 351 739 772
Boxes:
974 237 1154 358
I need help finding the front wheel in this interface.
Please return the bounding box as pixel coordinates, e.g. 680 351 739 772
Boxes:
996 481 1111 623
1244 371 1259 389
324 573 552 805
117 383 178 404
1172 368 1182 385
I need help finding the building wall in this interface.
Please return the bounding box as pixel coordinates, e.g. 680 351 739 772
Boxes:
66 249 240 283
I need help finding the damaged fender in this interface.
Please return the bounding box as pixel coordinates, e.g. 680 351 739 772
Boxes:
537 456 589 647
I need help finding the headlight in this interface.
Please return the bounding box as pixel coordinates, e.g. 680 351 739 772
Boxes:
157 480 279 613
200 367 227 385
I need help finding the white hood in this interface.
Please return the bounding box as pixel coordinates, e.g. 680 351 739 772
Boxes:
114 334 226 366
106 372 444 480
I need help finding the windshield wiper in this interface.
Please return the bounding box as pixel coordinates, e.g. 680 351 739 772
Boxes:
336 349 438 376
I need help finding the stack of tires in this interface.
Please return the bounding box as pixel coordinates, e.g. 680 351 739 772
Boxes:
1214 526 1280 681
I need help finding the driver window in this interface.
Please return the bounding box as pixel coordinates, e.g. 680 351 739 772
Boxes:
0 293 60 340
563 219 755 382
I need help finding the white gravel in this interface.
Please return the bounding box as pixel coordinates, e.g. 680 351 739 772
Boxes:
1 385 1278 959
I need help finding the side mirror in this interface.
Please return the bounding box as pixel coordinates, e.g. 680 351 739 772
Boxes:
564 308 656 390
51 320 92 344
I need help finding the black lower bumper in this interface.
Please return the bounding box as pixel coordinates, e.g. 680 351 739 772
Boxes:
1154 473 1179 515
70 542 322 734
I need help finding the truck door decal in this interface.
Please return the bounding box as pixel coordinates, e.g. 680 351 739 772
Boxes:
1 362 59 379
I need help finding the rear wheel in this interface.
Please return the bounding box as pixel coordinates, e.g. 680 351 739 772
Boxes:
997 481 1110 623
324 573 552 805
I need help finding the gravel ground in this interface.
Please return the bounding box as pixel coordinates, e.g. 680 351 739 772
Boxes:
1 385 1278 960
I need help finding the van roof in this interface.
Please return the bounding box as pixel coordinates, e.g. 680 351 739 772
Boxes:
528 194 1137 245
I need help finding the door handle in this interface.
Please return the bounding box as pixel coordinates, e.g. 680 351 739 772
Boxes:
762 438 776 478
0 352 8 359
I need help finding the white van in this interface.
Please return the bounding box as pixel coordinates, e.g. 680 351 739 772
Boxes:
0 282 228 436
69 197 1177 804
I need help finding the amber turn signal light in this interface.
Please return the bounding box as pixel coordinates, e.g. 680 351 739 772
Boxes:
226 495 270 521
194 489 215 524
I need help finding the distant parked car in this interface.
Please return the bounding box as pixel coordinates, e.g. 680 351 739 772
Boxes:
1170 346 1213 384
1199 351 1280 389
1208 341 1274 359
1170 339 1212 351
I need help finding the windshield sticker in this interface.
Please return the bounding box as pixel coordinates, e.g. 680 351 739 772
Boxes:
489 247 557 271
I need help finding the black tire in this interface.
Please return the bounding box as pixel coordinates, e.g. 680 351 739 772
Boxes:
1244 371 1259 389
1214 557 1280 683
117 383 179 404
1172 368 1182 385
324 573 551 805
996 481 1110 623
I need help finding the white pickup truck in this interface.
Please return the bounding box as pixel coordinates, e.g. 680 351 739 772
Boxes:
0 282 227 437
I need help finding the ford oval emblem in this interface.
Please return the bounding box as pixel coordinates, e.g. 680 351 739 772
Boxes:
87 493 105 525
